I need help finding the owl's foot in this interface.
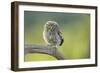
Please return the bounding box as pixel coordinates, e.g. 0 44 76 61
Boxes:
47 44 52 47
46 44 57 48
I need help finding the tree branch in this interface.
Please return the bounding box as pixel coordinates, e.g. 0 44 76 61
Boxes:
24 44 65 60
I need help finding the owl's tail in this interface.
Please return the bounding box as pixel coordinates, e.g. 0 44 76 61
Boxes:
59 38 64 46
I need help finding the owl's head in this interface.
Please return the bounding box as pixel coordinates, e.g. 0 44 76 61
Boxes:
44 21 58 29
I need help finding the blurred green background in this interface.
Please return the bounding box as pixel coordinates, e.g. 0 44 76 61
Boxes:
24 11 90 61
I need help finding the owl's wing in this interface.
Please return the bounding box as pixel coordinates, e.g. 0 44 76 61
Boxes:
56 25 64 46
58 31 64 46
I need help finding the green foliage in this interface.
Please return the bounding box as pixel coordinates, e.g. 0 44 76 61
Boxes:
25 53 57 61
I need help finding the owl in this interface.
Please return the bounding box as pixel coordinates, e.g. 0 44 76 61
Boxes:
43 21 64 47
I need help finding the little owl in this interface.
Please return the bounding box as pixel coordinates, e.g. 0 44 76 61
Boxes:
43 21 64 47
